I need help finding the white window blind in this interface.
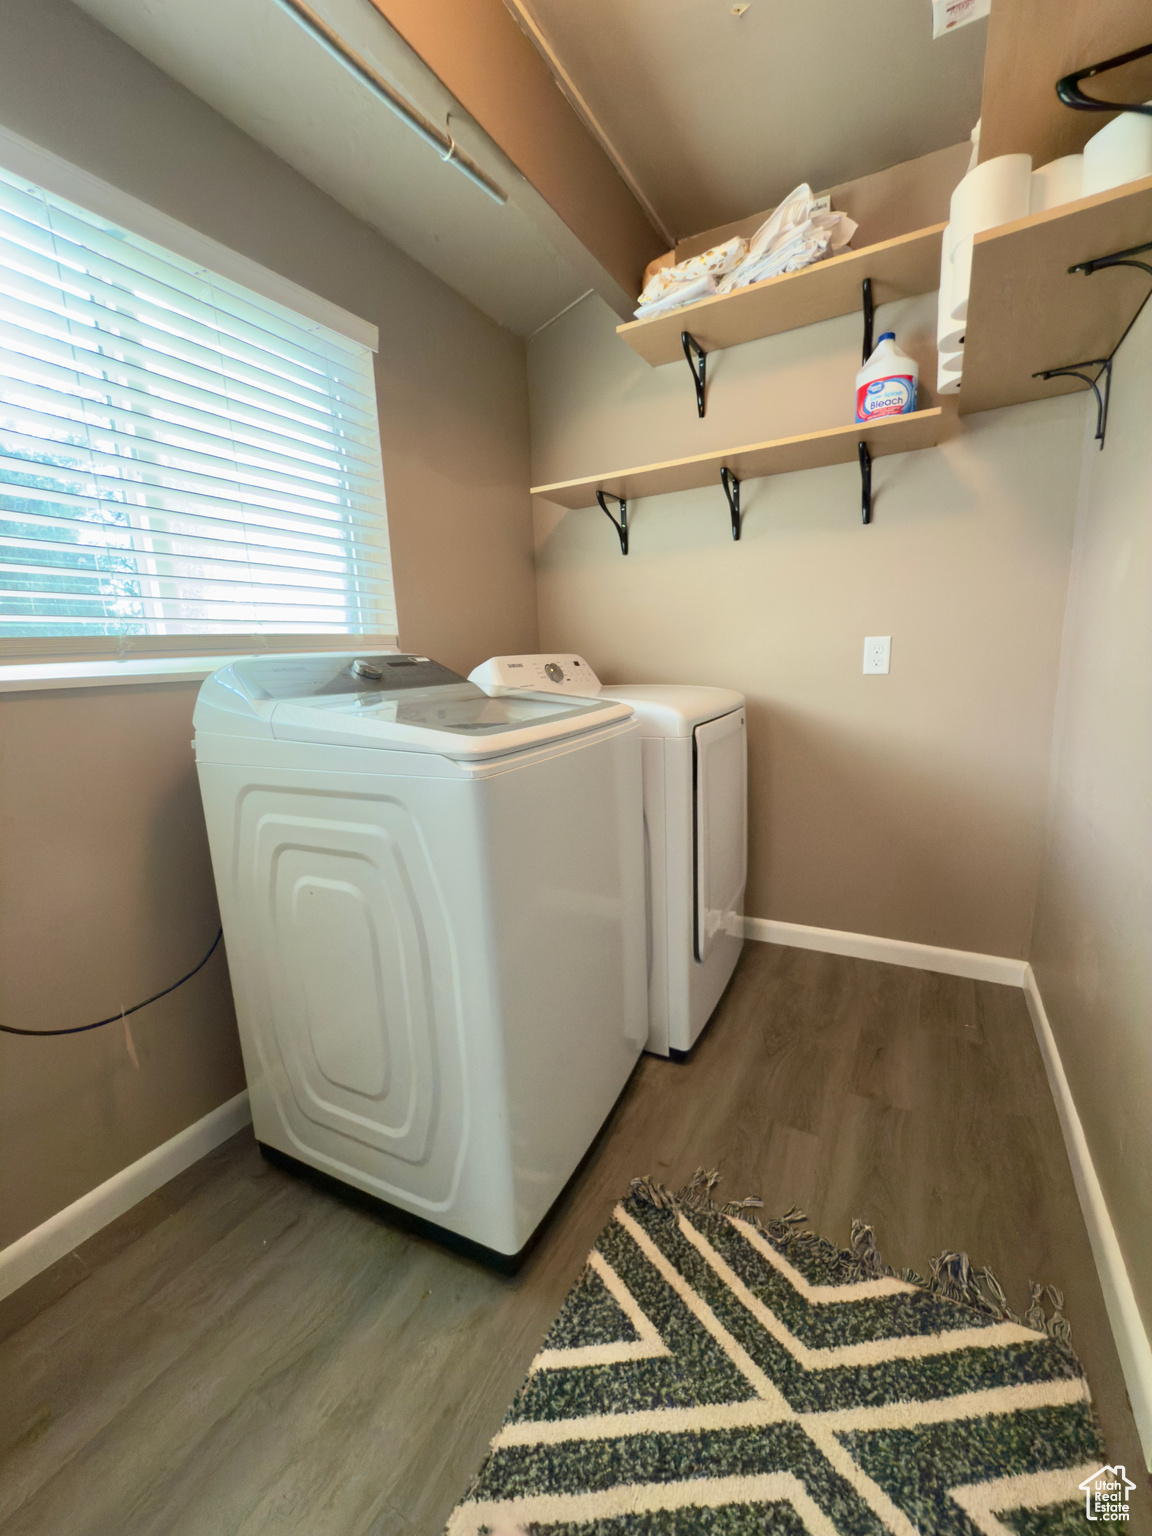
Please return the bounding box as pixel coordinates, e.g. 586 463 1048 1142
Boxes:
0 164 395 640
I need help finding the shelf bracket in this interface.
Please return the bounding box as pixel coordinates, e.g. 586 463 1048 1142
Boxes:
858 442 872 524
861 277 874 363
720 467 741 540
1056 41 1152 116
1035 358 1113 445
682 331 707 417
596 489 629 554
1068 239 1152 283
1032 237 1152 449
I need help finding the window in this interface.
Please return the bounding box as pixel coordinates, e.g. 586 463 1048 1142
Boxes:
0 163 394 645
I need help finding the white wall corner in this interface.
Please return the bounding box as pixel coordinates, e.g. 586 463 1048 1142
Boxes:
0 1090 251 1305
1023 965 1152 1471
744 915 1029 986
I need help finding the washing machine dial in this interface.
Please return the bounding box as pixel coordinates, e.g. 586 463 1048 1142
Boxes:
351 658 384 680
545 662 565 684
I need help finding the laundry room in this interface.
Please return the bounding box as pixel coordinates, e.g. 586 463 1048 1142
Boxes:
0 0 1150 1531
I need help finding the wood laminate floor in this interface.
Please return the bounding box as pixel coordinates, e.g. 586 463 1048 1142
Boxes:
2 944 1149 1535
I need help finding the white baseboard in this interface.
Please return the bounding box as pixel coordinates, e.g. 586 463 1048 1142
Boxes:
0 1090 251 1305
744 916 1028 986
1023 967 1152 1471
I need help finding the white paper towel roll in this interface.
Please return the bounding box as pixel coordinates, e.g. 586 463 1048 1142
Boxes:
940 322 965 352
1030 155 1083 213
937 225 955 341
1083 109 1152 196
939 348 964 374
950 233 974 322
949 154 1032 257
937 355 961 395
936 226 966 350
939 322 965 352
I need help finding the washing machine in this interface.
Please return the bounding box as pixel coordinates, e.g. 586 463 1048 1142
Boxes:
194 652 647 1263
470 655 746 1056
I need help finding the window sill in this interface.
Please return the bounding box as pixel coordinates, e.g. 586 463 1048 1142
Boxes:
0 655 250 693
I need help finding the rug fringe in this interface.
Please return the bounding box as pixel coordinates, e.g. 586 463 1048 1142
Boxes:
628 1169 1075 1352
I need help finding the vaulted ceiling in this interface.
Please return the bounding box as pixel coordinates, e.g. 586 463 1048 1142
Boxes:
71 0 597 335
70 0 987 332
510 0 987 238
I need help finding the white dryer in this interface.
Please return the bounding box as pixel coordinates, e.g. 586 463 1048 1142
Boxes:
470 656 746 1056
194 652 647 1263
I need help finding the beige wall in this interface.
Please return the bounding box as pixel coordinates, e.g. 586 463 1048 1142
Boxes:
0 683 244 1248
1030 299 1152 1342
0 0 537 1247
528 291 1085 957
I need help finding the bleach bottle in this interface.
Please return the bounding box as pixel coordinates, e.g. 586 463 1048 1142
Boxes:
856 332 918 422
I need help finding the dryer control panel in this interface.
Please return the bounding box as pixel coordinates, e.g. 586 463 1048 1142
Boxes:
469 654 602 696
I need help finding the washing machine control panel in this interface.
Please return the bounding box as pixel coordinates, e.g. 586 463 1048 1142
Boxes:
232 653 462 700
469 654 603 697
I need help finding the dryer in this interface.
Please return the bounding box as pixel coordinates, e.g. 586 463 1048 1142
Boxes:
470 656 746 1056
194 652 647 1262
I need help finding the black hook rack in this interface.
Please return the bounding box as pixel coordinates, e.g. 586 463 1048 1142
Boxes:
861 277 874 363
1056 41 1152 116
720 467 741 540
596 490 628 554
682 331 707 417
858 442 872 524
1033 238 1152 449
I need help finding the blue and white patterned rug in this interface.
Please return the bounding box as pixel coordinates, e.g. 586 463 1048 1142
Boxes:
447 1173 1122 1534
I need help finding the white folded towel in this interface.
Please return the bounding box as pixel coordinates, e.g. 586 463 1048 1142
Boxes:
632 185 857 319
636 236 747 313
633 274 719 320
717 187 858 294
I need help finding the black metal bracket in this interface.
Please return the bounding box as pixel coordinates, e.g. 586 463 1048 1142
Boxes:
858 280 876 522
858 442 872 525
1068 239 1152 283
682 331 707 417
720 467 741 540
596 490 628 554
1056 41 1152 116
1032 237 1152 448
1036 358 1113 444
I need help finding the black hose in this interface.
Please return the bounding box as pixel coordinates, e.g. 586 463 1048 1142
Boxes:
0 928 224 1037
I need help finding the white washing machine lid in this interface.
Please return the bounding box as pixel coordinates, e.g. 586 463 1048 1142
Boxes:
194 652 633 759
597 685 745 737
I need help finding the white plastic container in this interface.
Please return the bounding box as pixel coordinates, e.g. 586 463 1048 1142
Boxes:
856 332 919 422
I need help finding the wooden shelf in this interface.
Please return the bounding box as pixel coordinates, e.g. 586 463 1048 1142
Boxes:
979 0 1152 167
531 408 943 511
960 175 1152 417
616 225 945 367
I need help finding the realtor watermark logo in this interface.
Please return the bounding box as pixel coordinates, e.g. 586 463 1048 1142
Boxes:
1079 1465 1135 1521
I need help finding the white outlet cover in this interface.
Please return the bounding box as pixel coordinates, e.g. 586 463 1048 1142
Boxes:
863 636 891 674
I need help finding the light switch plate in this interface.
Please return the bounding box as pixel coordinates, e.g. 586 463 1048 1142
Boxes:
863 636 891 674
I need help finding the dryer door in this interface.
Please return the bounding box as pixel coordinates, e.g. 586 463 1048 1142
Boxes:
694 709 747 963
